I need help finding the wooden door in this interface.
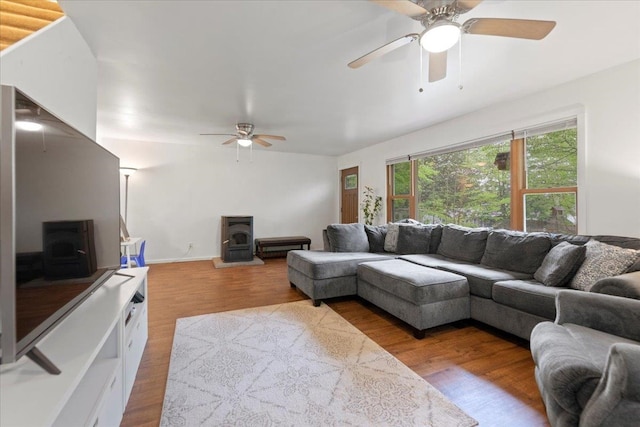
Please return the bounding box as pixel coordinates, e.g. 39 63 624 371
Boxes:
340 166 359 223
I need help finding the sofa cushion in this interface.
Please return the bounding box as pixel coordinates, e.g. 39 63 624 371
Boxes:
549 233 590 247
326 223 370 253
396 224 431 255
531 322 639 414
364 225 387 253
399 254 467 269
287 250 391 280
534 241 587 287
437 224 490 263
481 229 551 274
384 223 400 252
570 240 640 291
439 263 533 298
493 280 564 319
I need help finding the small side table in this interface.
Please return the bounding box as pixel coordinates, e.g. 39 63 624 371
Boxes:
120 237 142 268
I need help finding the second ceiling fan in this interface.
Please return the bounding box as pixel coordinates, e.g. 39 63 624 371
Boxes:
348 0 556 82
200 123 286 147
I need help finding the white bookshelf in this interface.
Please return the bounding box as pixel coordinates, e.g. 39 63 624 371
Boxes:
0 267 148 427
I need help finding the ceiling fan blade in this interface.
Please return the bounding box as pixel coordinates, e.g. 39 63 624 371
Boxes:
455 0 483 14
222 137 238 145
463 18 556 40
370 0 428 18
254 134 286 141
428 51 447 82
253 138 272 147
348 33 419 69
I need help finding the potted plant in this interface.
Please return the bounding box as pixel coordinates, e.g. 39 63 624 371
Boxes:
361 186 383 225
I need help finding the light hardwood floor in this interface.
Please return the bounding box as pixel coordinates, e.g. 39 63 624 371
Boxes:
121 258 549 427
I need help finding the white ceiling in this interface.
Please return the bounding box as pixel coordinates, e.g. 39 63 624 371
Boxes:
58 0 640 156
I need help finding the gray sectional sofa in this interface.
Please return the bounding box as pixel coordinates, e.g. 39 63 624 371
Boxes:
286 221 640 426
288 222 640 339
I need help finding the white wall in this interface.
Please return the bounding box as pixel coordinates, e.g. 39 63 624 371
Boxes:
0 17 98 139
338 60 640 238
100 138 338 262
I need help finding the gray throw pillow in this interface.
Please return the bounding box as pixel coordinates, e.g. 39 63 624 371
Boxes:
364 225 387 253
395 224 431 255
326 223 369 252
534 241 586 287
437 224 490 263
570 240 640 291
481 229 551 274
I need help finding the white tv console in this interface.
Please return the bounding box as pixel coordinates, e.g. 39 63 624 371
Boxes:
0 267 149 427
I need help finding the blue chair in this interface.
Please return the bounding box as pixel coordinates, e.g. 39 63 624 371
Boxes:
121 240 146 268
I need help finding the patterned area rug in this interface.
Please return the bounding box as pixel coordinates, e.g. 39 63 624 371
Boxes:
161 301 478 426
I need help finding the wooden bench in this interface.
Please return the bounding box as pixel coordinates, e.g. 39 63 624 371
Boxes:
255 236 311 259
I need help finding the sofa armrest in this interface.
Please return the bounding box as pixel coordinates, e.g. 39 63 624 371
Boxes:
580 343 640 427
555 290 640 342
590 271 640 300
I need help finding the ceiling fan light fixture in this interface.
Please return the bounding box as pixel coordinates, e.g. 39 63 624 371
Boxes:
420 21 460 53
15 120 43 132
237 138 252 147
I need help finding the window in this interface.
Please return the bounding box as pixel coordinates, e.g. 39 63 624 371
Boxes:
415 140 512 228
519 128 578 233
387 122 578 233
388 162 414 222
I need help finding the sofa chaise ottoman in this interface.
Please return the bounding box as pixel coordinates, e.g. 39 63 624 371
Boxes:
357 259 469 338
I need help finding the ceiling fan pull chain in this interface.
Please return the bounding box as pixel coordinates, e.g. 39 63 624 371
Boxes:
458 33 464 90
236 141 240 162
250 141 253 163
418 44 424 93
41 127 47 152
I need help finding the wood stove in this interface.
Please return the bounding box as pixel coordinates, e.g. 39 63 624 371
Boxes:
220 216 253 262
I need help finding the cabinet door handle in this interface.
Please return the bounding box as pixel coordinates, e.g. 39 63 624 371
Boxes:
93 417 99 427
128 340 133 349
110 376 117 390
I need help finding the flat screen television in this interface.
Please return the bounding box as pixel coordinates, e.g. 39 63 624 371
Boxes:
0 85 121 374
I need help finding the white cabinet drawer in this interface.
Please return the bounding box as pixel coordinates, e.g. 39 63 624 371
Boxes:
124 303 148 403
92 369 123 427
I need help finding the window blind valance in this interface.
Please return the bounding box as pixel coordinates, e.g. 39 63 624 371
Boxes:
385 117 577 164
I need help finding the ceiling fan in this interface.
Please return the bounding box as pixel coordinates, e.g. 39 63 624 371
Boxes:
200 123 286 148
348 0 556 82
